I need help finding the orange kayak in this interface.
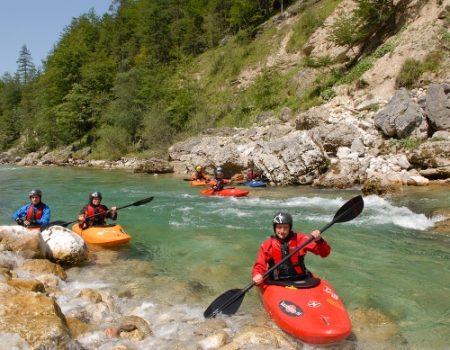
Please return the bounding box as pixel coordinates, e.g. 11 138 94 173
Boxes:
191 179 207 186
201 188 249 197
71 224 131 246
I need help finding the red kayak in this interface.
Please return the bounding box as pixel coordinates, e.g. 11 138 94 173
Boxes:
201 188 249 197
259 276 351 344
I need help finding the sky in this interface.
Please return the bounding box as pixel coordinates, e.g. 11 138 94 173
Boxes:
0 0 112 76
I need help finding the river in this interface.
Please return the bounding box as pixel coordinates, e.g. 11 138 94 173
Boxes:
0 165 449 349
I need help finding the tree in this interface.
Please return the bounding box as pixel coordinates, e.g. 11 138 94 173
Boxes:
16 45 36 84
330 0 395 50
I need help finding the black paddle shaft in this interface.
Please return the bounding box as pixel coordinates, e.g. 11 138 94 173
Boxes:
41 196 154 230
203 195 364 318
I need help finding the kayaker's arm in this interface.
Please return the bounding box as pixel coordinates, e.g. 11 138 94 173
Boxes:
107 207 118 220
306 231 331 257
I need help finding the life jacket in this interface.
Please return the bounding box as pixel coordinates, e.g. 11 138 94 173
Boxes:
268 233 308 280
210 178 225 191
85 204 107 225
26 203 45 223
192 171 207 180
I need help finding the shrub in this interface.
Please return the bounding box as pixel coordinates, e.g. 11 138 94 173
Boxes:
395 59 423 88
92 126 131 160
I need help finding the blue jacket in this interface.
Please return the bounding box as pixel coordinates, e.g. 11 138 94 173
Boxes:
12 203 51 226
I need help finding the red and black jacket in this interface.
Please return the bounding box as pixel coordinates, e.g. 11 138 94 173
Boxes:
252 232 331 280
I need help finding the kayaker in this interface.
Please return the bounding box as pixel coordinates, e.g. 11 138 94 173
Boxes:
78 192 117 228
11 189 51 228
209 166 231 191
252 211 330 284
246 168 256 181
192 165 209 181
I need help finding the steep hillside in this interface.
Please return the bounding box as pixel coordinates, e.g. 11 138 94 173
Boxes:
190 0 449 120
168 0 450 191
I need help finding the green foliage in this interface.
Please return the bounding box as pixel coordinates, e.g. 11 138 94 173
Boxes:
0 110 20 150
287 0 342 53
396 51 443 88
397 137 422 151
396 59 422 88
229 0 263 31
330 0 395 48
16 45 37 84
303 55 334 68
92 126 131 160
338 41 396 85
289 69 341 111
248 70 286 111
329 14 364 47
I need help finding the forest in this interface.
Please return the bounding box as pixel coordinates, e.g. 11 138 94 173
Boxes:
1 0 427 160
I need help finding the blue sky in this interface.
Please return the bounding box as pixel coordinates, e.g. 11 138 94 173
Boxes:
0 0 112 76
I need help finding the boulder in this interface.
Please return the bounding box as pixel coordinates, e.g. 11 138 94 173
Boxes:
40 226 88 266
0 226 46 259
425 83 450 131
0 287 81 349
374 88 424 138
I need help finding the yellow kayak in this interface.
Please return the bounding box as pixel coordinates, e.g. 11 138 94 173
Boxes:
71 223 131 246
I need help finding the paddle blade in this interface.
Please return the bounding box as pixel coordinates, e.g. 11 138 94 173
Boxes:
116 196 154 210
333 195 364 223
204 288 246 318
131 196 154 207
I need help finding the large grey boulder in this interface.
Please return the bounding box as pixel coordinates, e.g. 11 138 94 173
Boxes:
425 83 450 131
374 88 424 138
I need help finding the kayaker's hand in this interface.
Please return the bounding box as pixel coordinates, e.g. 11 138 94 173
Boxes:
15 218 23 226
253 273 264 285
23 220 31 227
78 214 85 224
311 230 322 241
110 207 117 212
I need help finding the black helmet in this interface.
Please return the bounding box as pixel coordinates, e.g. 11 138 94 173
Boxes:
272 212 293 231
29 189 42 198
89 191 102 201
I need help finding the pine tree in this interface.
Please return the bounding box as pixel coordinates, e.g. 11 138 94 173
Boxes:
16 45 36 84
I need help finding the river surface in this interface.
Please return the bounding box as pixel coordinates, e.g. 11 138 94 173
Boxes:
0 165 449 349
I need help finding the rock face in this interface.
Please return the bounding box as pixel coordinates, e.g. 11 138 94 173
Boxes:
169 126 328 185
168 84 449 189
40 226 88 266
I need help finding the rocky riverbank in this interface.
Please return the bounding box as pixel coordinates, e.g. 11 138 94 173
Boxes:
1 85 449 195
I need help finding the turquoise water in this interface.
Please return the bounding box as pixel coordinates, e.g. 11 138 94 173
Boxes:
1 165 449 348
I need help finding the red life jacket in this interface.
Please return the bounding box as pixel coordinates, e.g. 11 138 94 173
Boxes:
85 204 107 225
26 203 44 222
269 234 307 279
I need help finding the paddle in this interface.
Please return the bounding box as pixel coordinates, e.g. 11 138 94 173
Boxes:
203 195 364 318
41 196 154 231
